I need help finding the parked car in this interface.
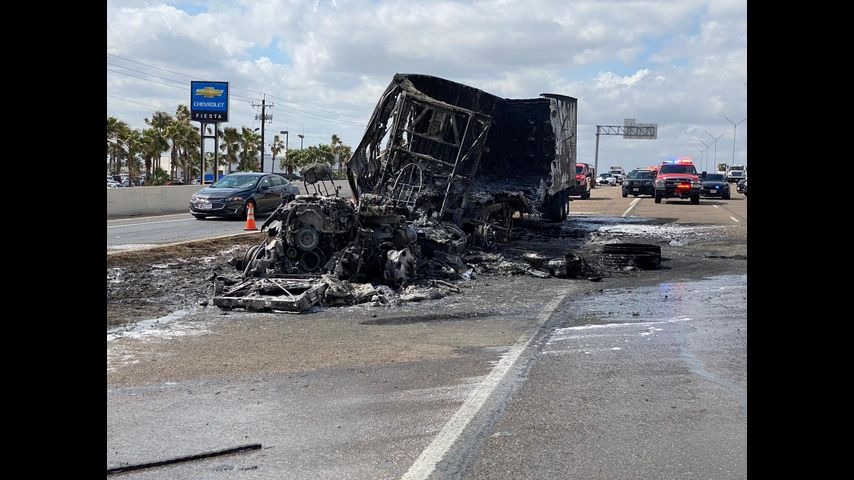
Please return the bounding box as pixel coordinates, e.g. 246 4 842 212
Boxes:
742 179 747 196
736 178 747 193
622 169 657 197
596 172 617 186
700 173 731 199
188 172 300 220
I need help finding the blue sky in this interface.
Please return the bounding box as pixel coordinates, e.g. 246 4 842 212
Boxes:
107 0 747 172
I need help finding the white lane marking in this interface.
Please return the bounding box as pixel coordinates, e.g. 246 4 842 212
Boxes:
108 213 189 224
713 205 719 209
400 289 570 480
107 218 188 229
729 216 740 223
621 197 641 217
553 317 691 334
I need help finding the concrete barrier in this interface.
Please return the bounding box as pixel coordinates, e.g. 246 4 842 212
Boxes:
107 185 205 218
107 181 355 218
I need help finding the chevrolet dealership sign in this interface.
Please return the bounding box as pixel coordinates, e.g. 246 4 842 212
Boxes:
190 81 229 122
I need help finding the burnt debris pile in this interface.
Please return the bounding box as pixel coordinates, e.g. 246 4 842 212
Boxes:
211 74 655 313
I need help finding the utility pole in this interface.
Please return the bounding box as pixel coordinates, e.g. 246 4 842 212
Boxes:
252 95 274 171
280 130 288 175
720 115 745 166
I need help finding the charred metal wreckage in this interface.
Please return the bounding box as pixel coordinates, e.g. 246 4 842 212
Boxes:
213 74 589 313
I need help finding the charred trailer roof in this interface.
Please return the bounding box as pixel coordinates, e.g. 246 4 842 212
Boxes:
478 94 577 206
346 74 577 226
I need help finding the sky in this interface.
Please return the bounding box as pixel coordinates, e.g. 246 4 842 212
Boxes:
106 0 747 174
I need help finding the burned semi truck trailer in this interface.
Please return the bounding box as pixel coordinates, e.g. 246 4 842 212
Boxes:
346 74 577 234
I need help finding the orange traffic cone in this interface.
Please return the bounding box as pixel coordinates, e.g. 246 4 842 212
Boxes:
244 202 257 230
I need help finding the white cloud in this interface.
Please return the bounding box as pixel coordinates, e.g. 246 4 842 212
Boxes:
595 69 651 89
107 0 748 169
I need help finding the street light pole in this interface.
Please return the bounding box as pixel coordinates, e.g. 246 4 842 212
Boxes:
705 131 726 172
694 146 704 167
698 139 711 173
298 134 304 150
720 115 746 166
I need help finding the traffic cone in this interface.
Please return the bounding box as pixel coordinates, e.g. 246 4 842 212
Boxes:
244 202 257 230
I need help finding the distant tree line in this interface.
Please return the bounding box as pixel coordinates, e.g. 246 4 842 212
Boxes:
106 104 353 185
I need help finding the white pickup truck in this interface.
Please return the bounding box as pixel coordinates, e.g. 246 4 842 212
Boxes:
726 165 746 183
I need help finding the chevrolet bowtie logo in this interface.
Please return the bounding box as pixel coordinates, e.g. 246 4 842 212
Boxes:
195 86 224 98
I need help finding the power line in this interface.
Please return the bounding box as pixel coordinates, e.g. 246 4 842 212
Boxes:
107 67 190 92
107 94 169 111
107 53 196 80
107 62 189 87
107 53 265 97
106 52 367 123
266 93 368 121
107 62 253 102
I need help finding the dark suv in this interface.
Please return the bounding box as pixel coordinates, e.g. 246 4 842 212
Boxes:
188 172 300 219
622 169 657 197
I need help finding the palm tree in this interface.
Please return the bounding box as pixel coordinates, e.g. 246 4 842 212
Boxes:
165 121 181 180
140 128 168 182
238 127 261 171
106 116 129 174
145 111 172 173
330 134 344 172
286 147 314 174
219 127 241 174
330 134 352 175
280 147 295 175
270 135 284 172
178 123 201 183
164 105 199 182
124 129 144 183
306 144 334 165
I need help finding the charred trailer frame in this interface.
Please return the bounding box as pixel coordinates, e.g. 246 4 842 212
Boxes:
346 74 577 238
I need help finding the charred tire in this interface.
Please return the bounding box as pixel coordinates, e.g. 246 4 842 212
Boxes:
239 244 264 272
193 214 206 220
547 192 566 223
691 194 700 205
601 243 662 270
654 192 662 203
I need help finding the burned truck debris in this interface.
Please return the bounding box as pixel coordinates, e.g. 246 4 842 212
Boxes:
347 73 578 227
213 73 585 313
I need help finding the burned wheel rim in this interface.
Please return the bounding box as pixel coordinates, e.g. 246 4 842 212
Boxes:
296 226 320 251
